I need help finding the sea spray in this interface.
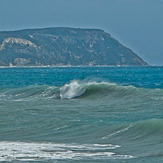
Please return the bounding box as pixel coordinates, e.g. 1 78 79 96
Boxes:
60 80 86 99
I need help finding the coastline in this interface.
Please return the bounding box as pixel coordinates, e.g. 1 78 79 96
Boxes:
0 65 153 68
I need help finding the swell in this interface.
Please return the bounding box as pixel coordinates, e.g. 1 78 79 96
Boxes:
127 119 163 140
0 80 163 101
0 85 60 101
104 119 163 141
102 119 163 158
0 118 162 161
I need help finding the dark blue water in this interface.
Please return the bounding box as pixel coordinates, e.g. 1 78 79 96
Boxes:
1 66 163 88
0 66 163 162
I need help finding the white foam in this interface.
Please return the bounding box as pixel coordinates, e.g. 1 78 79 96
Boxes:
60 80 86 99
102 124 133 139
151 96 163 101
0 142 134 161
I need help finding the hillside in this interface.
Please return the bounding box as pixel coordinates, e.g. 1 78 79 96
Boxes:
0 27 148 66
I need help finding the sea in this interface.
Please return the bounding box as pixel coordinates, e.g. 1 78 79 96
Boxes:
0 66 163 163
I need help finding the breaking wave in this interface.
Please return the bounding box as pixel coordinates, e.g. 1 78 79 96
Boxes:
0 80 163 101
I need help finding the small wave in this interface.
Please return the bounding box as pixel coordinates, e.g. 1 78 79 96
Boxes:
133 119 163 136
0 85 59 101
101 119 163 143
0 141 134 162
116 119 163 142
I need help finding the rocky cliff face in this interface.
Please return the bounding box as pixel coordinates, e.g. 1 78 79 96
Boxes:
0 27 148 66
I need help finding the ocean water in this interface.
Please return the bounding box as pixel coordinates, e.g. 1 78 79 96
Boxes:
0 66 163 163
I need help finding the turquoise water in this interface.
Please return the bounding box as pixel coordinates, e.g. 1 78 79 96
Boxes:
0 66 163 162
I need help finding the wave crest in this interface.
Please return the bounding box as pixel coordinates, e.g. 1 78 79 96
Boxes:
1 79 163 101
0 85 59 101
59 80 139 99
60 80 86 99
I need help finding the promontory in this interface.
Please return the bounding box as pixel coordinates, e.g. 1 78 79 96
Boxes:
0 27 148 66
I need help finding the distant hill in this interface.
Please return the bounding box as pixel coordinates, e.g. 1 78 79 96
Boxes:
0 27 148 66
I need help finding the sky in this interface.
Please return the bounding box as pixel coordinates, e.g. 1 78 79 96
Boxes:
0 0 163 65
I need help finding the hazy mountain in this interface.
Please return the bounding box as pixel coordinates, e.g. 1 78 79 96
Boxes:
0 27 148 66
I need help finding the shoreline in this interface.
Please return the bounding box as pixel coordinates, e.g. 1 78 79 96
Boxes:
0 65 154 69
0 65 154 68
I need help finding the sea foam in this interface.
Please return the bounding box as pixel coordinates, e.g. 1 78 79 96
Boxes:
60 80 86 99
0 141 134 162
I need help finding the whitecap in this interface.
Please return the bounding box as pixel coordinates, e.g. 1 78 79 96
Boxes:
60 80 86 99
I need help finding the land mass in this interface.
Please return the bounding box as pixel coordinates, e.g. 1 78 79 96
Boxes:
0 27 148 66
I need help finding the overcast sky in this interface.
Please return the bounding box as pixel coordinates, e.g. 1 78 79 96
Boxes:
0 0 162 65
